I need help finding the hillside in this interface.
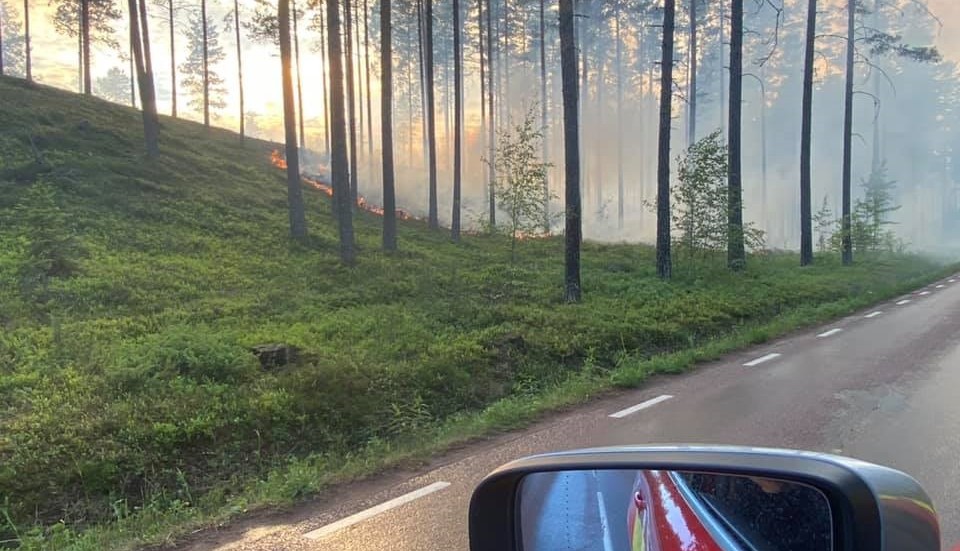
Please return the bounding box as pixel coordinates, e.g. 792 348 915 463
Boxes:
0 76 951 550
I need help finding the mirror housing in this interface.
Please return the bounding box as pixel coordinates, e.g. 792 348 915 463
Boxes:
468 445 939 551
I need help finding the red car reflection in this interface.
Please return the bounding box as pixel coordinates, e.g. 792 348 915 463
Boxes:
627 470 728 551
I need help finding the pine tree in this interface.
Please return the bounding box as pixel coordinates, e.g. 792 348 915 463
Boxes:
95 65 130 102
180 10 227 121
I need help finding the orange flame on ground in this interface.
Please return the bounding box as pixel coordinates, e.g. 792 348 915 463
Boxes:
302 174 334 197
270 150 419 221
270 149 288 170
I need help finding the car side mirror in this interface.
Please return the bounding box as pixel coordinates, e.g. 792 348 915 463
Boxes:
468 445 940 551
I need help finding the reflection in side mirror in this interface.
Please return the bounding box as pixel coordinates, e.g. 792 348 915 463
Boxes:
519 470 832 551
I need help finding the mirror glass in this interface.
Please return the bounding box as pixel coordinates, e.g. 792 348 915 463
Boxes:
518 470 832 551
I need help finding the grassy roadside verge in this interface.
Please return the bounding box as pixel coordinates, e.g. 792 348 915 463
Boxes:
21 259 955 551
3 77 958 551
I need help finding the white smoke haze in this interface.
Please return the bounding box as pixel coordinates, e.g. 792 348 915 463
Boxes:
7 0 959 252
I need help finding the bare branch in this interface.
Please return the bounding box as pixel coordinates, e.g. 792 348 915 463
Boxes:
856 53 897 97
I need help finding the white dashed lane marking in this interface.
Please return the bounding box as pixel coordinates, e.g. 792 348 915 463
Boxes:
864 311 883 319
609 395 674 419
919 291 931 296
744 353 782 367
303 482 451 540
897 299 911 305
817 328 843 338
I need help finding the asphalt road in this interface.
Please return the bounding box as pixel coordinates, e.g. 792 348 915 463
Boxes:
518 470 634 551
180 272 960 551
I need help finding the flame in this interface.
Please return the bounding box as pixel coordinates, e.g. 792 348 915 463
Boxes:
270 150 420 221
270 149 287 170
302 174 334 197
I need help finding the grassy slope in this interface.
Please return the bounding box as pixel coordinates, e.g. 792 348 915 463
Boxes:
0 76 953 550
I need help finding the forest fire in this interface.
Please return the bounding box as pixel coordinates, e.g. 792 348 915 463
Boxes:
302 174 334 197
270 150 418 221
270 149 287 170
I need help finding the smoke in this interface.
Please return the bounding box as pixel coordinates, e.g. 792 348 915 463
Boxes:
14 0 958 252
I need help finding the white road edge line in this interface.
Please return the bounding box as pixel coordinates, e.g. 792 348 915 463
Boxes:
864 311 883 319
609 394 674 419
596 491 615 551
743 353 782 367
817 328 843 338
896 299 911 305
303 481 451 540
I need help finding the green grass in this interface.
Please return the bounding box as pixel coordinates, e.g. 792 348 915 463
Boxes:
0 76 954 550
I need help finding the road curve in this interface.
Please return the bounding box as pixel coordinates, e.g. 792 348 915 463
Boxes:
178 272 960 551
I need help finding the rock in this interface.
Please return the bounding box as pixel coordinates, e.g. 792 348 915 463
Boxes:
251 343 299 369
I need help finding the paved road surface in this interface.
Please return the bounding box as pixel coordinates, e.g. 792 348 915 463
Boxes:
180 273 960 551
519 470 634 551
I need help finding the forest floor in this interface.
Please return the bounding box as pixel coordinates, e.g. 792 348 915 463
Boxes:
1 76 955 550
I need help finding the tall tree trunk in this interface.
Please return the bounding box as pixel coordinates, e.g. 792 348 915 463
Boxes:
799 0 815 265
0 5 4 75
128 0 159 156
319 7 329 158
478 0 487 209
364 0 373 158
406 23 413 167
841 0 854 265
647 62 655 188
78 18 82 90
81 0 91 94
344 0 359 204
168 0 176 116
140 0 157 122
718 2 725 137
443 48 450 171
202 0 209 126
405 26 412 167
451 0 462 241
688 0 697 145
559 0 580 302
594 54 604 211
417 0 428 173
615 0 624 229
424 0 438 229
353 4 364 162
486 0 495 227
656 0 676 280
292 0 305 157
278 0 307 241
638 25 646 201
23 0 30 82
578 0 588 193
503 0 510 121
326 0 355 263
539 0 548 231
129 36 136 105
871 0 881 171
233 0 243 139
727 0 745 270
381 0 397 250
